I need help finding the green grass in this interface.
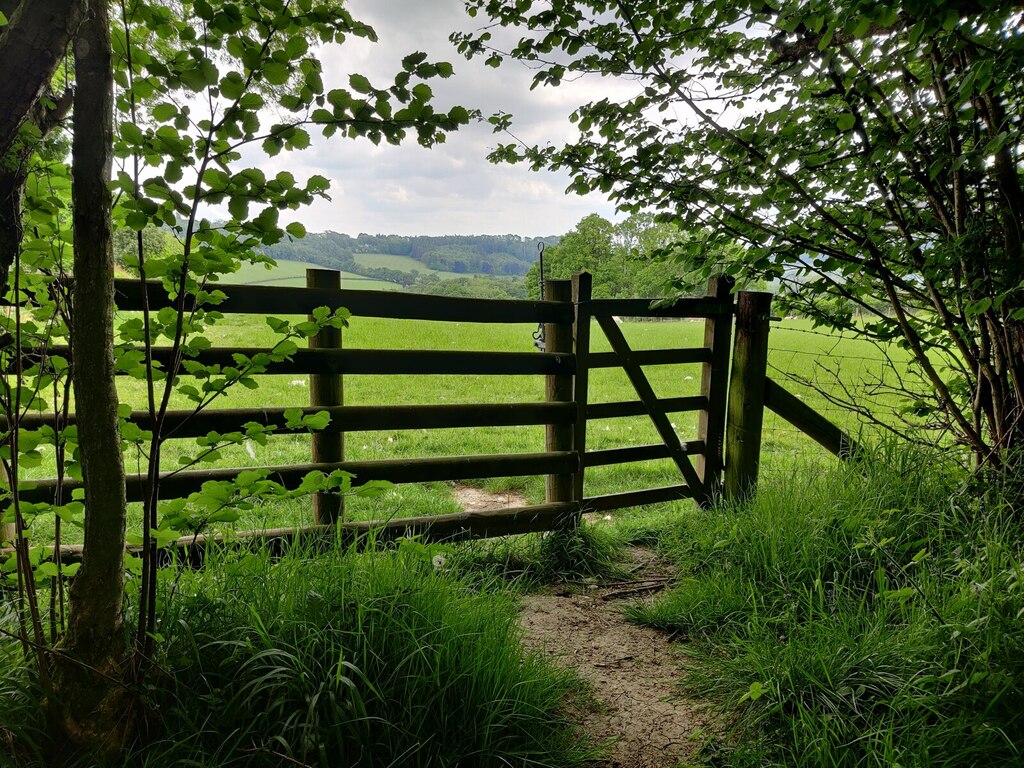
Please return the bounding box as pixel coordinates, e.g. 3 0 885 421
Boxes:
352 252 473 279
449 523 626 589
13 310 914 546
621 446 1024 767
2 538 603 767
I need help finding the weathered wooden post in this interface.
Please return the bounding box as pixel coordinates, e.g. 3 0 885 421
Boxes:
696 275 735 501
544 279 574 516
724 290 772 501
307 268 344 525
570 271 593 521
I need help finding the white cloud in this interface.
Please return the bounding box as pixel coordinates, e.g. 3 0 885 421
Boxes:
263 0 623 236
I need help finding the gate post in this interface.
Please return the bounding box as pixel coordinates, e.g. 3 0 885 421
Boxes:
544 279 574 518
724 290 772 502
570 272 593 520
696 275 735 501
307 268 344 525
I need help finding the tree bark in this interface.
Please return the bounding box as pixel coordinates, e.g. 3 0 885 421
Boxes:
0 0 82 296
50 0 132 758
0 0 86 155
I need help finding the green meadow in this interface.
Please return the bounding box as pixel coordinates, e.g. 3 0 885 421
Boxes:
352 251 473 279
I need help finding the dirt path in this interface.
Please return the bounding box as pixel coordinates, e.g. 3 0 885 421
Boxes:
519 547 713 768
450 486 712 766
451 484 527 512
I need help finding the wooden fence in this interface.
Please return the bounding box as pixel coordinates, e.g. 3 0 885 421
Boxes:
1 269 857 557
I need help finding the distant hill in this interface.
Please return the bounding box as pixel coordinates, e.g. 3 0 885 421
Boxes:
228 259 400 291
264 232 558 285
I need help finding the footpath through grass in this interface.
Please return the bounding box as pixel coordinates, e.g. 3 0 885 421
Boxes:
619 446 1024 767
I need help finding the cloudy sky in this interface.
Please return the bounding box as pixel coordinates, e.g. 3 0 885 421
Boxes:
264 0 627 238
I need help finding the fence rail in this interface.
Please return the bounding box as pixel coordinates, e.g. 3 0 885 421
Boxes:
17 452 579 506
0 402 577 437
113 278 576 324
24 346 576 376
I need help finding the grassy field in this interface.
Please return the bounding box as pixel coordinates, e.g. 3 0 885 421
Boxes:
13 259 919 543
229 259 400 291
352 252 474 279
12 303 913 547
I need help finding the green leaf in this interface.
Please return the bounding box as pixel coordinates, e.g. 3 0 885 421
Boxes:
263 62 290 86
882 587 916 603
285 35 309 59
302 411 331 431
152 103 178 122
739 681 768 703
350 73 373 94
967 298 992 316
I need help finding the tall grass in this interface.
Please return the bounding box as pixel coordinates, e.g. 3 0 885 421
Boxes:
1 537 602 767
625 445 1024 767
448 524 626 589
127 539 600 768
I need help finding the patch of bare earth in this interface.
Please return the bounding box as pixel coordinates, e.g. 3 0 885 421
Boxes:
519 547 713 768
449 489 712 766
452 484 527 511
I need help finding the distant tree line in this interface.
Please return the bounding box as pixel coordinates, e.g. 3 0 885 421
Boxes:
523 213 756 299
408 272 528 300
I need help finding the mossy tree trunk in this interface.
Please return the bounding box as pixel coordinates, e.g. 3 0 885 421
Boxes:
0 0 86 294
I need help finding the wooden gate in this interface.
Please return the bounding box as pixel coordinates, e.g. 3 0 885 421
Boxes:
1 269 857 562
541 274 736 517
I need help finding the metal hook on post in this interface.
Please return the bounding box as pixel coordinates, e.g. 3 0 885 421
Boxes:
532 241 546 351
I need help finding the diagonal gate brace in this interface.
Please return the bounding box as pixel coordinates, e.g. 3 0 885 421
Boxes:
595 316 707 505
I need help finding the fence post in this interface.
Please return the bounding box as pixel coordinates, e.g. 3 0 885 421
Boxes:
544 279 574 514
570 272 593 522
307 268 344 525
696 275 735 502
724 290 772 502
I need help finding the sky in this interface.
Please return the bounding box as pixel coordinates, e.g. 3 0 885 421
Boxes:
263 0 627 238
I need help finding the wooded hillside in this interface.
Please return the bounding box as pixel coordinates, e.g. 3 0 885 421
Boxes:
265 231 560 280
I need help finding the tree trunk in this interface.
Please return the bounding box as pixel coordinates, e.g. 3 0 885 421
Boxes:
50 0 132 759
0 0 86 155
0 0 83 294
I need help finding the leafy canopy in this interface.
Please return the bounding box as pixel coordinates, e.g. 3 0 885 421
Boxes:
455 1 1024 464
